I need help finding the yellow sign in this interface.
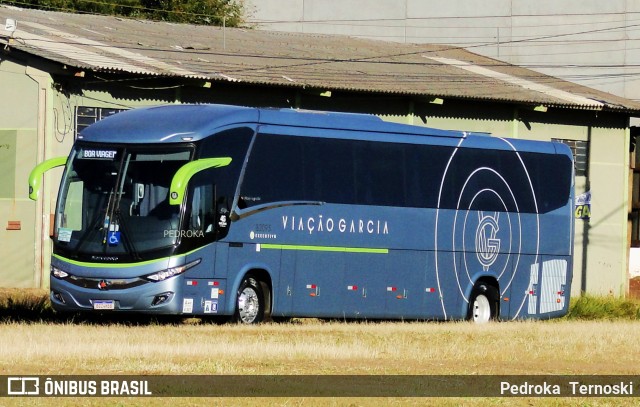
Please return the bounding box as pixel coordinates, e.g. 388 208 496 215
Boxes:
575 204 591 220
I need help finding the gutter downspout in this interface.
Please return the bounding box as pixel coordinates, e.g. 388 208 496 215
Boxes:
25 66 54 289
511 107 519 138
623 126 631 296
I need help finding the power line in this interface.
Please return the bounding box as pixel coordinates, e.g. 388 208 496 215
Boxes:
4 1 640 59
249 15 640 32
8 25 640 88
248 9 640 24
15 31 640 73
5 4 640 90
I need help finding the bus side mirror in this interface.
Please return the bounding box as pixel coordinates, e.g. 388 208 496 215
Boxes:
169 157 232 205
28 156 67 200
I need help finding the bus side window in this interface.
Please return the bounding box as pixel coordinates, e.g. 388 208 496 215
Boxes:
199 126 254 210
241 134 305 206
188 181 215 236
183 168 234 248
61 178 84 230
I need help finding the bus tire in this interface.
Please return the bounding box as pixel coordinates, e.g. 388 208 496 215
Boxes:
468 283 499 323
233 275 265 324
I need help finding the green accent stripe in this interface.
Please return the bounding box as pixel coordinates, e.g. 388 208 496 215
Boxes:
260 244 388 254
52 253 170 268
51 244 209 268
52 242 386 269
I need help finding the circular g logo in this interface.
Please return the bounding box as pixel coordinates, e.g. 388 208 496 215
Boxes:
476 212 500 271
434 137 540 320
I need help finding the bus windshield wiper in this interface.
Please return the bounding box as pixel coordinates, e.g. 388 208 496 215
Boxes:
113 208 140 260
108 153 140 259
74 189 111 255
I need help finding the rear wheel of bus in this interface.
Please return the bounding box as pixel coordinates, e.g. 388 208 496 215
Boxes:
234 274 266 324
468 282 499 323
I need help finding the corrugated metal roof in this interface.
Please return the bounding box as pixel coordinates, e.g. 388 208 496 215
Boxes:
2 5 640 114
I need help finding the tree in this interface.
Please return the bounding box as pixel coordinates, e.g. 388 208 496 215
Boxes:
0 0 246 26
141 0 243 26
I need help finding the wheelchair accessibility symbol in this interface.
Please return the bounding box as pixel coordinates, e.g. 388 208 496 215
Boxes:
108 231 121 246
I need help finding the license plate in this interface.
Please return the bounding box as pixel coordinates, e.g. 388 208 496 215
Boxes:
93 300 115 310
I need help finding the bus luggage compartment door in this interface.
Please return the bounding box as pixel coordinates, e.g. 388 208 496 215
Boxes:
385 250 429 319
291 250 344 317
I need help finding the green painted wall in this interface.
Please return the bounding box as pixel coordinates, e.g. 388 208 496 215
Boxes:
0 61 39 287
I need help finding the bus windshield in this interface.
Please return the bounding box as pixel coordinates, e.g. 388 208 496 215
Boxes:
54 144 192 261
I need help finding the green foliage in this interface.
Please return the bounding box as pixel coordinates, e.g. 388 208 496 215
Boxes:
0 289 55 321
1 0 245 26
141 0 244 26
565 294 640 320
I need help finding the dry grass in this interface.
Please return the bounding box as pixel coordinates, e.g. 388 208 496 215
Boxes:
1 289 640 406
2 319 640 406
1 319 639 376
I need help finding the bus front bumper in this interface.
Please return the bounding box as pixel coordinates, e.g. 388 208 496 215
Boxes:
50 277 183 314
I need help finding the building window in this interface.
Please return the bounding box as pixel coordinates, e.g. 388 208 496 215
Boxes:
552 139 589 177
75 107 128 138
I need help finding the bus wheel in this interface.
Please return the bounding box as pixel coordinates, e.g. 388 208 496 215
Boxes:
468 283 499 323
234 275 265 324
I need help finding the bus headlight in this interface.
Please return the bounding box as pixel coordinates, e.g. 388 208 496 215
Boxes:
51 266 69 279
143 259 201 282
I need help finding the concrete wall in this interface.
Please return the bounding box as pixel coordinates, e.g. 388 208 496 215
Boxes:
0 59 39 287
246 0 640 103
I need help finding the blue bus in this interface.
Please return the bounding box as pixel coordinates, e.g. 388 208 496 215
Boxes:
29 104 574 323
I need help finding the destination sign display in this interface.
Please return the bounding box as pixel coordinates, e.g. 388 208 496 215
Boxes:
80 149 117 159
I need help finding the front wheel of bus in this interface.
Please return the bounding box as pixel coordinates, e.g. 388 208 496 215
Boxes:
234 275 265 324
468 283 499 323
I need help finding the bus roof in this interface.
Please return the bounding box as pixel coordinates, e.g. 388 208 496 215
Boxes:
77 104 566 156
78 104 261 143
78 104 466 143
